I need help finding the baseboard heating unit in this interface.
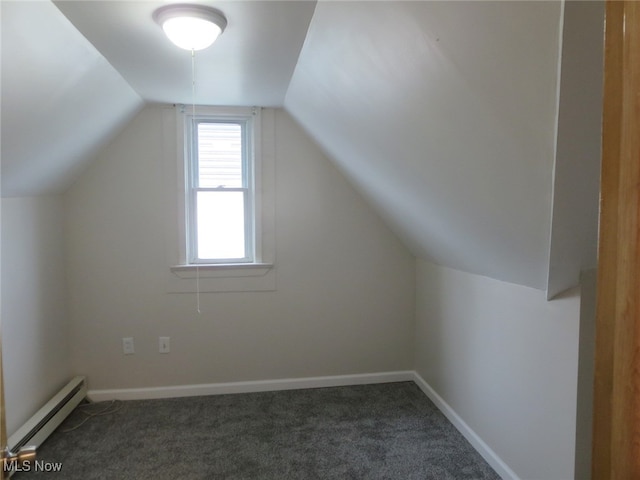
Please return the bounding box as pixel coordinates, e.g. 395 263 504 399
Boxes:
8 376 87 453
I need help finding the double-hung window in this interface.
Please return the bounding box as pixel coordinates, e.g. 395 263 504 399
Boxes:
185 109 258 264
168 105 273 291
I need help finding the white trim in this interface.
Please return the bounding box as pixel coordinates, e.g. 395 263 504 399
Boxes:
164 106 276 293
412 372 520 480
185 110 258 264
171 263 273 278
170 263 273 279
87 370 516 479
88 371 414 402
545 0 566 301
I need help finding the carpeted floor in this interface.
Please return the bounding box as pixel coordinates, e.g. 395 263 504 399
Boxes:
15 382 500 479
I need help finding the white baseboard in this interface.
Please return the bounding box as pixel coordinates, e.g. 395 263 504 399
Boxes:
89 370 517 480
412 372 520 480
88 370 414 402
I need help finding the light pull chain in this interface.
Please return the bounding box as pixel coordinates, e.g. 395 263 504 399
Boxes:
191 48 196 119
192 48 201 315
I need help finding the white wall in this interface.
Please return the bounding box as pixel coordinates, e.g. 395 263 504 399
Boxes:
286 1 562 290
1 196 71 436
574 269 597 480
64 106 415 390
414 259 581 480
546 0 604 298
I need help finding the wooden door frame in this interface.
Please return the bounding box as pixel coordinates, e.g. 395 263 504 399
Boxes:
592 1 640 478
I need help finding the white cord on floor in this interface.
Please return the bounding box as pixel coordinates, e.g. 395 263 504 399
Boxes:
61 400 124 433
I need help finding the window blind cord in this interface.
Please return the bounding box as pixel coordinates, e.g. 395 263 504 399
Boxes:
192 48 201 315
191 48 196 119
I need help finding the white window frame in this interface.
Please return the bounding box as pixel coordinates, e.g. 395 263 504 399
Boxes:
165 105 275 291
185 115 255 264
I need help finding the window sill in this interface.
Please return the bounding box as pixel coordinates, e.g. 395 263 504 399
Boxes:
171 263 273 279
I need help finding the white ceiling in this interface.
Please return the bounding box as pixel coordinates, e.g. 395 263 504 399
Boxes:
1 0 143 197
1 0 603 293
2 0 315 196
283 0 602 294
53 0 317 106
285 1 564 290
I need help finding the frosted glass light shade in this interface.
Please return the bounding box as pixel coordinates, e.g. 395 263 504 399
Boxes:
154 5 227 51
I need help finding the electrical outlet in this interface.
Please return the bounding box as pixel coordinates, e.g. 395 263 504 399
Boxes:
159 336 170 354
122 337 135 355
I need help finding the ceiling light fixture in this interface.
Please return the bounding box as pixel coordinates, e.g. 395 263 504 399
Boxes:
153 4 227 51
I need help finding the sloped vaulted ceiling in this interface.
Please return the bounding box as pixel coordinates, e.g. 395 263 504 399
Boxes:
285 1 602 292
1 0 144 197
1 0 315 196
1 0 603 293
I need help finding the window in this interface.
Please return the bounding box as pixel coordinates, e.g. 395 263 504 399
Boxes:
166 105 274 292
185 109 258 265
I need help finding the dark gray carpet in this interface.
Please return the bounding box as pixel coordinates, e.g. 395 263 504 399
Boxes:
16 382 500 479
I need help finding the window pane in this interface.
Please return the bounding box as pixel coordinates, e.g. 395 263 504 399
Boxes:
196 191 245 260
197 123 242 188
